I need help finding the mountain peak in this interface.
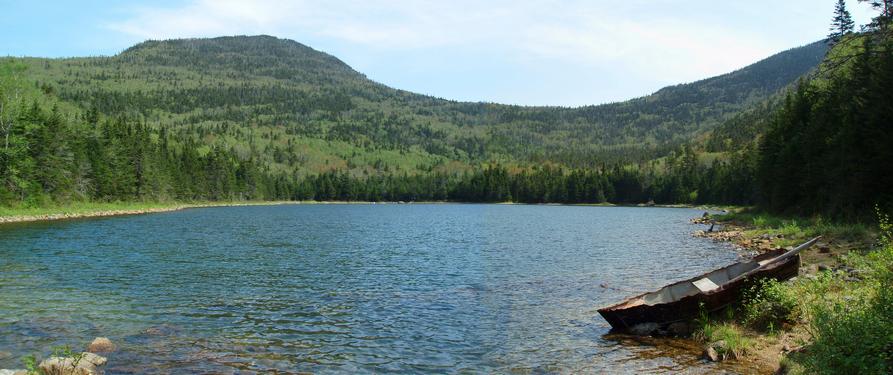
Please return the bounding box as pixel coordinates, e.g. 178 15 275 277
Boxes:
119 35 360 80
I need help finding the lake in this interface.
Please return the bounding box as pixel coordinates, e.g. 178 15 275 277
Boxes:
0 204 741 373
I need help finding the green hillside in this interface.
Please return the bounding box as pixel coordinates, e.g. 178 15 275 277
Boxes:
13 35 826 174
0 34 850 208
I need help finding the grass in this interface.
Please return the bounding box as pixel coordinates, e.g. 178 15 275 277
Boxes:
707 207 892 374
783 211 893 374
695 321 753 360
715 208 874 246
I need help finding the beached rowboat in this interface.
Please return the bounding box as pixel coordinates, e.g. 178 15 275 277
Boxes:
598 237 821 331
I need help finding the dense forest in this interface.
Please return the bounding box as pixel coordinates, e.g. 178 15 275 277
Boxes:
0 2 889 219
5 34 826 174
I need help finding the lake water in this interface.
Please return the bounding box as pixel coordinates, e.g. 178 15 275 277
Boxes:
0 204 743 373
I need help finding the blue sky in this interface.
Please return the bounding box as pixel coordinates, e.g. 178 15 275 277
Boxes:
0 1 877 106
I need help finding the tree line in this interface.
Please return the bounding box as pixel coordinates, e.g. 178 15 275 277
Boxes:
0 1 889 219
0 94 756 207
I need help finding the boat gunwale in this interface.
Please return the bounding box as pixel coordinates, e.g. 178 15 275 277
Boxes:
597 237 820 313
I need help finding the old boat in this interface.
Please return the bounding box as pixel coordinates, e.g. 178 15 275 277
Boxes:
598 237 821 331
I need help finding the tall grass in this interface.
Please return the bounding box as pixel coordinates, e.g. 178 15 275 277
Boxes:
781 209 893 374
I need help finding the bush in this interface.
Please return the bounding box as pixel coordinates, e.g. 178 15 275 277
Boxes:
794 209 893 374
743 278 798 331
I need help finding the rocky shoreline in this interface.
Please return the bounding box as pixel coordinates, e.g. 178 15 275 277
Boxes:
1 338 114 375
0 206 192 224
0 201 324 225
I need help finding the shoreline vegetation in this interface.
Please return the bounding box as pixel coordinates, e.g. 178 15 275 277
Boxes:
690 208 890 374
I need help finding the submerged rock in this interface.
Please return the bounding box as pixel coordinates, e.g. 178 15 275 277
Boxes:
629 322 660 336
39 352 106 375
87 337 116 353
667 321 693 336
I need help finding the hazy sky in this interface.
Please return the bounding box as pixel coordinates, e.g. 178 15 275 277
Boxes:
0 1 878 106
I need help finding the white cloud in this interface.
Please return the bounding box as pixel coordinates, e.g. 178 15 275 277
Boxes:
105 0 865 104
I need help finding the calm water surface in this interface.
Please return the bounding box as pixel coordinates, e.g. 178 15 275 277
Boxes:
0 204 743 373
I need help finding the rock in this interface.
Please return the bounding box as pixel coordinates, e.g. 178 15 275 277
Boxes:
87 337 116 353
629 322 660 336
0 370 28 375
704 340 729 362
818 264 830 272
705 346 721 362
667 322 692 336
39 352 107 375
0 352 11 360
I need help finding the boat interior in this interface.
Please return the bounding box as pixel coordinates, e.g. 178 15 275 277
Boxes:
611 259 762 309
602 238 818 311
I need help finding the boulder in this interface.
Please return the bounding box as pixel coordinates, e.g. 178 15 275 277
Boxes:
87 337 116 353
0 370 28 375
39 352 106 375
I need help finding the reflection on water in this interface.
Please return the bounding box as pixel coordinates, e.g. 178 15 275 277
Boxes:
0 204 748 373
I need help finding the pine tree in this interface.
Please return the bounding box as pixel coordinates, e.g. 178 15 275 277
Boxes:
830 0 856 44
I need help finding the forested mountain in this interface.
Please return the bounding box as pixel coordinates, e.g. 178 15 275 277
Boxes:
12 35 826 174
6 31 885 217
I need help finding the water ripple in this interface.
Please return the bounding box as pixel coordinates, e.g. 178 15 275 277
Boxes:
0 205 741 373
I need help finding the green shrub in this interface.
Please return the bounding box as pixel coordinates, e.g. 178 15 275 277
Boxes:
743 278 798 331
794 209 893 374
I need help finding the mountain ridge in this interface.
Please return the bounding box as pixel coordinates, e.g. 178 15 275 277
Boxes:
10 35 828 173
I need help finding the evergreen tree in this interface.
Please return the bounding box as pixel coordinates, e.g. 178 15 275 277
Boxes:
830 0 856 43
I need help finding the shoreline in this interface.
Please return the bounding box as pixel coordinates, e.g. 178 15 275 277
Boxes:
0 200 726 225
688 209 878 373
0 201 333 225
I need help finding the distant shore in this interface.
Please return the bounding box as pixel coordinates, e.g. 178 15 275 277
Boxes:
0 201 370 225
0 200 728 225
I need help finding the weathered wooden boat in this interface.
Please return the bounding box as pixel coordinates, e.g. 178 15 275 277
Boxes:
598 237 821 331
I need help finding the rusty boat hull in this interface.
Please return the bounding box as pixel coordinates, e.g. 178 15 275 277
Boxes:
598 238 819 331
